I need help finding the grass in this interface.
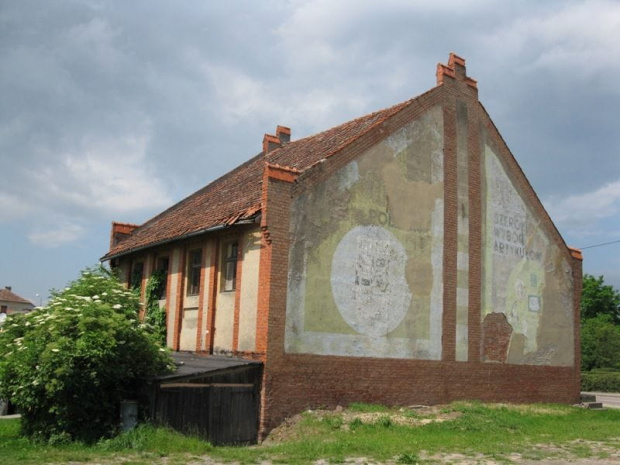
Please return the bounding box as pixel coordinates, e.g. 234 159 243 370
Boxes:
347 402 390 413
3 402 620 464
0 421 212 465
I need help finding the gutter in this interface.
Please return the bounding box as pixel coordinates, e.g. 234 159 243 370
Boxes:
100 218 258 262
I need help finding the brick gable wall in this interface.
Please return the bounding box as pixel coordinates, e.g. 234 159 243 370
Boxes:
255 55 581 439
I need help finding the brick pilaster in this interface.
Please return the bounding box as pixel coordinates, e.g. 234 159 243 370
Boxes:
468 100 482 362
256 164 297 439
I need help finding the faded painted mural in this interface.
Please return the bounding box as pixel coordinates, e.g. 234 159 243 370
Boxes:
482 145 574 366
286 107 444 359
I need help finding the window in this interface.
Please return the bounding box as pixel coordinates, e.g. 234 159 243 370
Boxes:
223 242 238 292
187 249 202 296
0 306 6 314
131 262 144 291
155 256 169 300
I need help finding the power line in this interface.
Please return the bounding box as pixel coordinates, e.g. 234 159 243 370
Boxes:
580 239 620 250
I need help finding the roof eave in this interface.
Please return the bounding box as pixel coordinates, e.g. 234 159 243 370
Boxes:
100 217 259 262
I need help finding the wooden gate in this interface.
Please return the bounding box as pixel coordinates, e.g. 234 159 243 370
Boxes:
155 382 258 444
146 355 262 445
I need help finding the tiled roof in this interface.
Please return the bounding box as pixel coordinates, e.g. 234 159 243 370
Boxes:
0 288 33 305
103 97 416 260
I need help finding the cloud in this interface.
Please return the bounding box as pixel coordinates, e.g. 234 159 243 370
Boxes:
59 18 124 73
0 193 33 223
203 64 269 124
28 222 85 248
472 0 620 96
544 179 620 234
30 134 172 215
510 1 620 85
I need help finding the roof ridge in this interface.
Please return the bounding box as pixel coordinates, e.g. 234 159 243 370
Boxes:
264 97 415 161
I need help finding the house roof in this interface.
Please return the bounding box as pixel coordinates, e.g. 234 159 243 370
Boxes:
102 96 417 260
0 288 33 306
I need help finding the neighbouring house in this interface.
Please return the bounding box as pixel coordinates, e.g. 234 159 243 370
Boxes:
0 286 35 315
102 54 583 441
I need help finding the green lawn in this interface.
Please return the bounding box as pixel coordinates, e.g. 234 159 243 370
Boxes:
2 402 620 464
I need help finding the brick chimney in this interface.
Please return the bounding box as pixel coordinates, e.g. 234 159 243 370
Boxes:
263 125 292 153
110 222 139 248
276 125 291 144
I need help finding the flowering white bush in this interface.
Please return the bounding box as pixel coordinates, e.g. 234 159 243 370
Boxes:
0 267 174 443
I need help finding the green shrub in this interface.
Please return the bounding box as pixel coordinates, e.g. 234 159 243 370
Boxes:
581 371 620 392
0 267 174 443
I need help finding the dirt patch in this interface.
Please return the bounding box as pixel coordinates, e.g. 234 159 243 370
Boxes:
419 438 620 464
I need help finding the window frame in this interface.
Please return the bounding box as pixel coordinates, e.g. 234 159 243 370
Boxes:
221 241 239 292
131 261 144 291
187 249 203 296
155 256 169 300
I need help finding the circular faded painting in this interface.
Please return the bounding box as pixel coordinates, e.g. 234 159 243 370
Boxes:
330 225 412 337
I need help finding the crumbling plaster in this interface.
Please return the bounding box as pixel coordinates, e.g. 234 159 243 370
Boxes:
481 145 574 366
286 106 444 360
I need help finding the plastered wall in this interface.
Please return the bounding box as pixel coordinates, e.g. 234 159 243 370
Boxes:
179 241 211 351
481 145 574 366
113 226 262 354
166 247 182 348
286 107 445 360
214 260 235 353
213 228 261 354
238 230 261 352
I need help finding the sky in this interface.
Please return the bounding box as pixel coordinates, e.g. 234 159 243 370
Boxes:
1 0 620 305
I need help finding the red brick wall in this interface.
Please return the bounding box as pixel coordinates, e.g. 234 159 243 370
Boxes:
263 357 577 429
256 56 581 439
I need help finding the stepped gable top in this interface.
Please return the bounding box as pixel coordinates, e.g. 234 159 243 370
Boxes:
102 96 415 260
0 288 33 305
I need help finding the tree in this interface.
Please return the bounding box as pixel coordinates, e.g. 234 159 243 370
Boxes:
581 314 620 371
581 274 620 324
0 267 174 443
